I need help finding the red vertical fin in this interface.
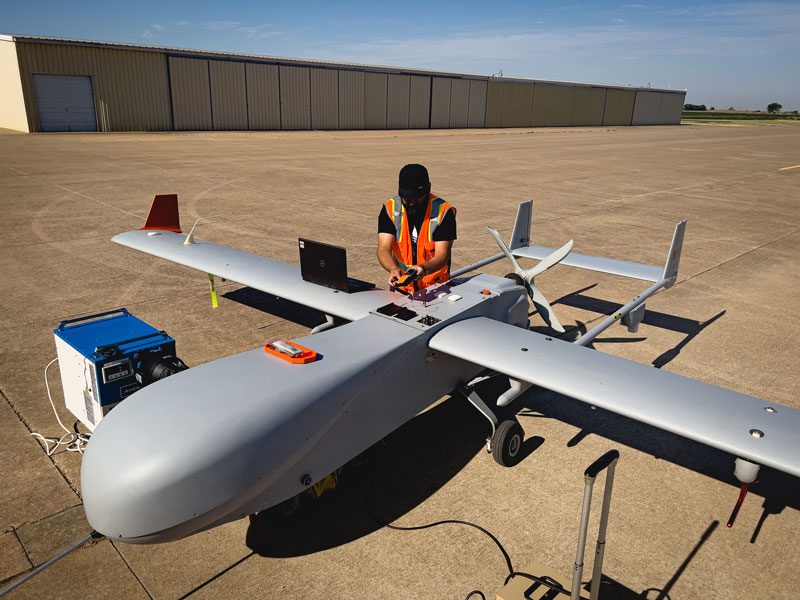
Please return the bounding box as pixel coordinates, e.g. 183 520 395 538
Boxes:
139 194 182 233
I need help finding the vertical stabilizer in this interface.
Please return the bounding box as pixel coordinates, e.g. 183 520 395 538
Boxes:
140 194 181 233
509 200 532 251
662 220 686 287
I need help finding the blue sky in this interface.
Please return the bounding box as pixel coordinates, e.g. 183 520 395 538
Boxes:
5 1 799 110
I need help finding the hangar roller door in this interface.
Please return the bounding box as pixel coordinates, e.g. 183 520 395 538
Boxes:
33 74 97 132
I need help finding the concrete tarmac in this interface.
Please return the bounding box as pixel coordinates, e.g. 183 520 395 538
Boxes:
1 122 798 599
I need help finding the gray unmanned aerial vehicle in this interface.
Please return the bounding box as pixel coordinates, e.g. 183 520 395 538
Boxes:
80 195 800 544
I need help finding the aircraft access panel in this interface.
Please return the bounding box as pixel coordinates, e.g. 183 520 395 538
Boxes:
370 275 519 332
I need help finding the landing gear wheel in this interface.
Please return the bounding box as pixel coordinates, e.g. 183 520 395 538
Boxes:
492 419 524 467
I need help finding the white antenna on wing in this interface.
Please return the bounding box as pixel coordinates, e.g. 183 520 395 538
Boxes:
184 214 229 245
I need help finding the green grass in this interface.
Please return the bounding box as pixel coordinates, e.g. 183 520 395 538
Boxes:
682 111 799 120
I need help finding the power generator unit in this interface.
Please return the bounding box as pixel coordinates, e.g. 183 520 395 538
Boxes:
54 308 187 431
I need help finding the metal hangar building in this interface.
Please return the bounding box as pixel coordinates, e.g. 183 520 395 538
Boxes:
0 34 686 134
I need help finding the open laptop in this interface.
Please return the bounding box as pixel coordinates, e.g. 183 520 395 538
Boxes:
299 238 375 293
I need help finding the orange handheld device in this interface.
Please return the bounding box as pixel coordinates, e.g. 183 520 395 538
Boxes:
395 268 419 288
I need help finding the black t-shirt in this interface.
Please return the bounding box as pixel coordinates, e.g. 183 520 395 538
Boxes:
377 202 457 242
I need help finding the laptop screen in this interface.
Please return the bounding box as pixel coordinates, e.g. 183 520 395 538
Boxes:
298 238 350 291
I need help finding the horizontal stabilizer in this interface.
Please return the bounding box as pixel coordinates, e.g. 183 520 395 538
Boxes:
429 317 800 477
513 245 662 282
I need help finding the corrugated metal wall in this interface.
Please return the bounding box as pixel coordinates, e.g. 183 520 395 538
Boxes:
570 86 605 126
246 63 280 130
338 69 364 130
387 74 410 129
485 81 504 128
500 82 520 128
430 77 451 129
449 79 469 128
603 88 635 125
364 72 387 129
467 80 487 127
280 65 311 130
632 91 664 125
15 42 171 132
169 57 212 131
555 86 575 126
209 60 247 130
13 40 686 132
516 83 535 127
531 83 550 126
659 93 685 125
409 76 430 129
310 68 338 130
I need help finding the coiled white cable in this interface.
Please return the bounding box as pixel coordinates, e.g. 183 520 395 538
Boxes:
30 358 90 455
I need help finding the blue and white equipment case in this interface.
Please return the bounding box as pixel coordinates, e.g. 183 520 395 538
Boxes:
53 308 186 431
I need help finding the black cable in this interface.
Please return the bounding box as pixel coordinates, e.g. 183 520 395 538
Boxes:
361 442 586 599
384 518 514 578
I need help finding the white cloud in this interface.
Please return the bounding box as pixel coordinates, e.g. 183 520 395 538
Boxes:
206 21 240 31
237 24 282 39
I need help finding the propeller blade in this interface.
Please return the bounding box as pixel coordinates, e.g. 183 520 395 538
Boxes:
486 226 524 276
528 281 566 333
526 239 574 279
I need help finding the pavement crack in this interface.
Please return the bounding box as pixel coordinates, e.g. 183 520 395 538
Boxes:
0 385 83 500
110 541 155 600
53 184 143 219
679 227 800 285
13 527 35 569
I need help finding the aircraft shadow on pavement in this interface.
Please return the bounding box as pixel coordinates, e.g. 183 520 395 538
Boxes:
223 287 329 329
246 380 542 558
516 387 800 538
544 284 728 370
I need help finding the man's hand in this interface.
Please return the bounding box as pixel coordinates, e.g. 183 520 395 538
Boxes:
408 264 426 279
388 267 403 287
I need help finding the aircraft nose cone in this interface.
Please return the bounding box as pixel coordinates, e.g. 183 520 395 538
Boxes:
80 346 353 542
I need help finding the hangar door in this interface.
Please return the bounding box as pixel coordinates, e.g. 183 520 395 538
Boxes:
33 74 97 132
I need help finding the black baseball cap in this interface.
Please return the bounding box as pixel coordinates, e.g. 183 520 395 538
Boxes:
398 164 429 199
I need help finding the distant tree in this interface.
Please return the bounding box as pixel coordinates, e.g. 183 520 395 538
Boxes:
684 104 707 111
768 102 783 113
710 107 715 110
728 107 734 110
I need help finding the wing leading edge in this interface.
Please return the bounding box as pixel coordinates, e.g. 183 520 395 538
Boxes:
112 230 396 322
429 317 800 477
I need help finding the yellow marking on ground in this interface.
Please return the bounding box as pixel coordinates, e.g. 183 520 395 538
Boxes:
778 164 800 171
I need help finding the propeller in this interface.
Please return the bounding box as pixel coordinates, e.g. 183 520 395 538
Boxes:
487 226 574 333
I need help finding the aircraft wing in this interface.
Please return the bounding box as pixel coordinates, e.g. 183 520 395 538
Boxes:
112 230 396 321
429 317 800 477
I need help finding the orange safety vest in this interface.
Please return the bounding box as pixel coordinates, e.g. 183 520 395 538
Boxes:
385 194 455 293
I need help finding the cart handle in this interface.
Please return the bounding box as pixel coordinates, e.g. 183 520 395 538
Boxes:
584 450 619 480
56 308 130 331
